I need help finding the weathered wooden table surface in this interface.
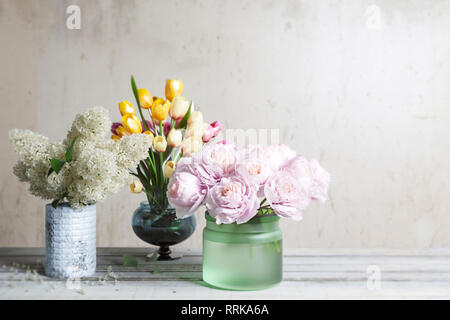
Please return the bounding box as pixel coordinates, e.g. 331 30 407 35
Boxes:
0 248 449 299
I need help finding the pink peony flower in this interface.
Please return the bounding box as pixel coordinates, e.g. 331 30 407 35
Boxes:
260 144 296 171
264 156 313 220
237 145 272 197
167 170 207 218
309 159 330 203
190 142 238 188
206 175 259 224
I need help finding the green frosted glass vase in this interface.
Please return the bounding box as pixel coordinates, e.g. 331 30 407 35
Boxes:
202 213 282 290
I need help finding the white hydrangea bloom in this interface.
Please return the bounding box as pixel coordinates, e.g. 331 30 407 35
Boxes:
65 106 111 146
9 107 153 208
111 134 152 169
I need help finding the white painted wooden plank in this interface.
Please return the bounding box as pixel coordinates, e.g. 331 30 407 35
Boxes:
1 280 449 300
1 248 449 299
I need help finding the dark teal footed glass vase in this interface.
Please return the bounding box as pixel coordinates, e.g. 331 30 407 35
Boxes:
132 202 196 260
202 213 282 290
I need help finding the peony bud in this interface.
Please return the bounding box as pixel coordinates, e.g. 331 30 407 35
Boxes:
167 128 182 148
202 121 222 143
138 88 153 109
188 111 203 125
163 161 176 178
169 96 190 120
119 100 135 116
181 136 203 156
130 180 144 193
153 136 167 152
122 114 142 134
186 121 209 138
165 79 183 102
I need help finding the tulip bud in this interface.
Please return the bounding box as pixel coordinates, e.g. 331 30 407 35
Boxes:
143 130 155 140
169 96 190 120
163 121 172 136
130 180 144 193
122 114 143 134
111 122 121 135
116 125 131 137
153 136 167 152
181 136 203 156
111 134 121 141
138 88 153 109
163 161 176 178
119 100 135 116
202 121 222 143
165 79 183 102
151 98 170 122
167 129 182 148
141 120 154 133
188 111 203 125
186 121 209 138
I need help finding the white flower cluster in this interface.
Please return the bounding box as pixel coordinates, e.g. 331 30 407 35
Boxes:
9 107 152 208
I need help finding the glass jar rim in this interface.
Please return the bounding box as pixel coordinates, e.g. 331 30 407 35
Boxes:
205 212 279 224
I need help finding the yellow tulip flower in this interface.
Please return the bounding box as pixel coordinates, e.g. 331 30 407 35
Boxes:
116 125 131 137
111 134 121 141
181 136 203 156
167 128 182 148
121 114 142 134
163 161 176 178
119 100 135 116
143 130 155 140
151 98 170 122
153 136 167 152
188 111 203 125
130 180 144 193
138 88 153 109
165 79 183 102
169 96 190 120
186 121 209 138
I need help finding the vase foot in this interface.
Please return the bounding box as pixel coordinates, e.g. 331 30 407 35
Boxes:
156 245 181 261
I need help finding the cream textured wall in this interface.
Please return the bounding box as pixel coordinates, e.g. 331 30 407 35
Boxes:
1 0 449 248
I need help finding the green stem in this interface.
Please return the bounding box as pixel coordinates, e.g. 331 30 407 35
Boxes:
131 75 150 132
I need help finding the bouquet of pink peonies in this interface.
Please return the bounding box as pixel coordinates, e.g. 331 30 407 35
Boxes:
167 140 330 224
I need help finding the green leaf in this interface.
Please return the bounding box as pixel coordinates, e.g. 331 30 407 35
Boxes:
147 251 161 274
51 192 68 209
257 207 274 216
65 136 78 163
49 158 65 176
122 253 138 267
51 198 60 209
175 101 192 129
